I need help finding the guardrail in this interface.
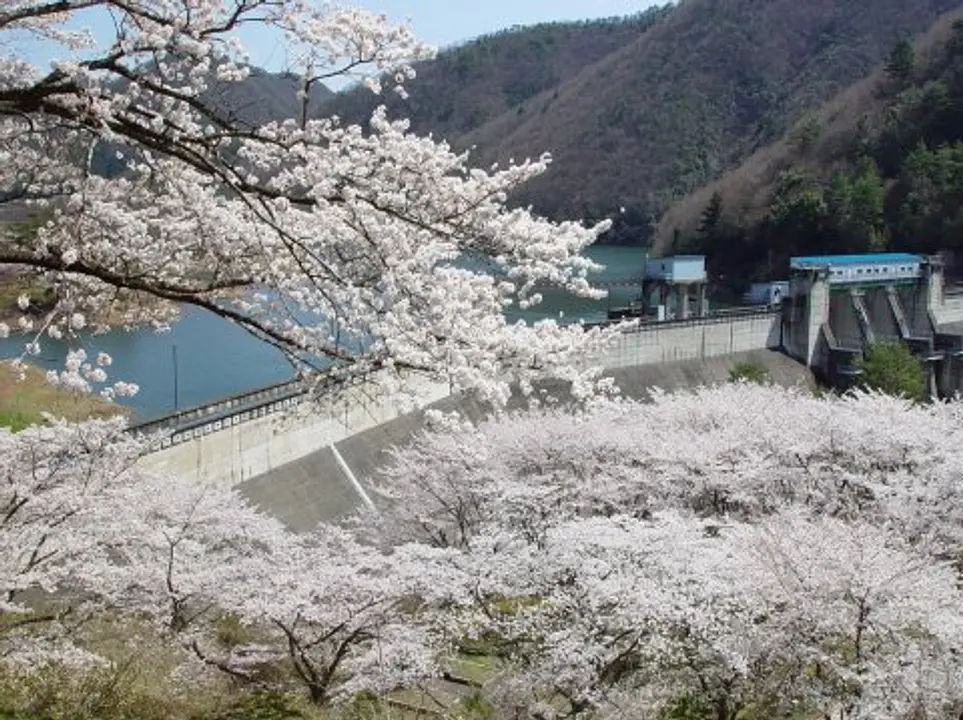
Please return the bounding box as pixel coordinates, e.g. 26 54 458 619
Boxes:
586 305 778 332
128 377 306 438
144 390 309 451
591 279 646 288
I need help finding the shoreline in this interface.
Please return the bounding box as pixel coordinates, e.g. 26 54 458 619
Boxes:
0 271 181 330
0 359 129 429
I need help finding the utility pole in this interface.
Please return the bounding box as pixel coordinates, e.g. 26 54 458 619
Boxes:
172 344 179 412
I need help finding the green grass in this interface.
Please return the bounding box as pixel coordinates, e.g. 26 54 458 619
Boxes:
450 655 497 685
728 361 772 385
0 409 35 432
0 361 127 429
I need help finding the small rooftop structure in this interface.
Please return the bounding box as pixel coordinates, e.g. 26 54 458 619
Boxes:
790 253 923 286
609 254 708 321
644 255 706 283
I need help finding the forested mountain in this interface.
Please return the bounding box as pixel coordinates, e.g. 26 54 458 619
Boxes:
323 8 672 140
91 67 332 177
206 66 333 126
659 7 963 289
322 0 960 245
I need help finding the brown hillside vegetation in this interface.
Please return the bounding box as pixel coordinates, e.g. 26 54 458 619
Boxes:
321 11 669 142
654 5 963 254
323 0 961 244
463 0 961 228
206 66 333 127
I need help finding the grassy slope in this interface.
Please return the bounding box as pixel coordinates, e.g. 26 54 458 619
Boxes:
0 274 47 325
0 360 126 429
653 6 963 253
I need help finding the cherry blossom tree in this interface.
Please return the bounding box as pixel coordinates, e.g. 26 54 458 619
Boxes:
10 4 963 717
1 416 144 668
1 415 471 707
8 380 963 716
377 383 963 719
92 488 469 706
0 0 618 406
200 528 469 705
0 1 620 708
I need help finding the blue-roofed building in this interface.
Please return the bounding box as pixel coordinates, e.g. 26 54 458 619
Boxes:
783 252 959 395
790 253 923 285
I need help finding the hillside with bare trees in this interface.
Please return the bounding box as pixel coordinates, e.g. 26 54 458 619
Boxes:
323 0 960 245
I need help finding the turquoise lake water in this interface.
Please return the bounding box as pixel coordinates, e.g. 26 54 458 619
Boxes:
0 246 649 419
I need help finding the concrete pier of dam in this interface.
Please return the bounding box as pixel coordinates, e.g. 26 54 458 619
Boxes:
781 254 963 395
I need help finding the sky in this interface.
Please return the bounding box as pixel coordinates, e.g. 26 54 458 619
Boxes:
300 1 658 50
12 2 662 73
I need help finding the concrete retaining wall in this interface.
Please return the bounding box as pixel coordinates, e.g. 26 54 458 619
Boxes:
137 374 450 488
935 294 963 325
241 349 812 531
599 312 780 369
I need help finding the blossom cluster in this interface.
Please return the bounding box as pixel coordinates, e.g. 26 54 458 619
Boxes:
5 383 963 717
0 1 619 407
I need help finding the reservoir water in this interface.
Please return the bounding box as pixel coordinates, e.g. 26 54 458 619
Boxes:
0 245 648 420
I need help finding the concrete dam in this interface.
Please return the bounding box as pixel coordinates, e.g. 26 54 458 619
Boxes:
135 251 963 529
137 307 789 490
781 253 963 396
236 348 813 531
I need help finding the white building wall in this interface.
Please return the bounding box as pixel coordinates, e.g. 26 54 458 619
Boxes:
826 264 922 284
645 256 706 283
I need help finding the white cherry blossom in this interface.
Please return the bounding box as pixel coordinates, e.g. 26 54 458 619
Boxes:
0 1 618 406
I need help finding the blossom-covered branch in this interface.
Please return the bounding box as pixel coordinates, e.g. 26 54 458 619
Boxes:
0 1 618 404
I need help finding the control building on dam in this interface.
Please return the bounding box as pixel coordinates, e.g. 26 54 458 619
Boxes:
781 252 963 397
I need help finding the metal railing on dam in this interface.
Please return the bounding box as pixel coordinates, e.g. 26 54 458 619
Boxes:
128 377 309 447
130 305 780 448
585 305 778 332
